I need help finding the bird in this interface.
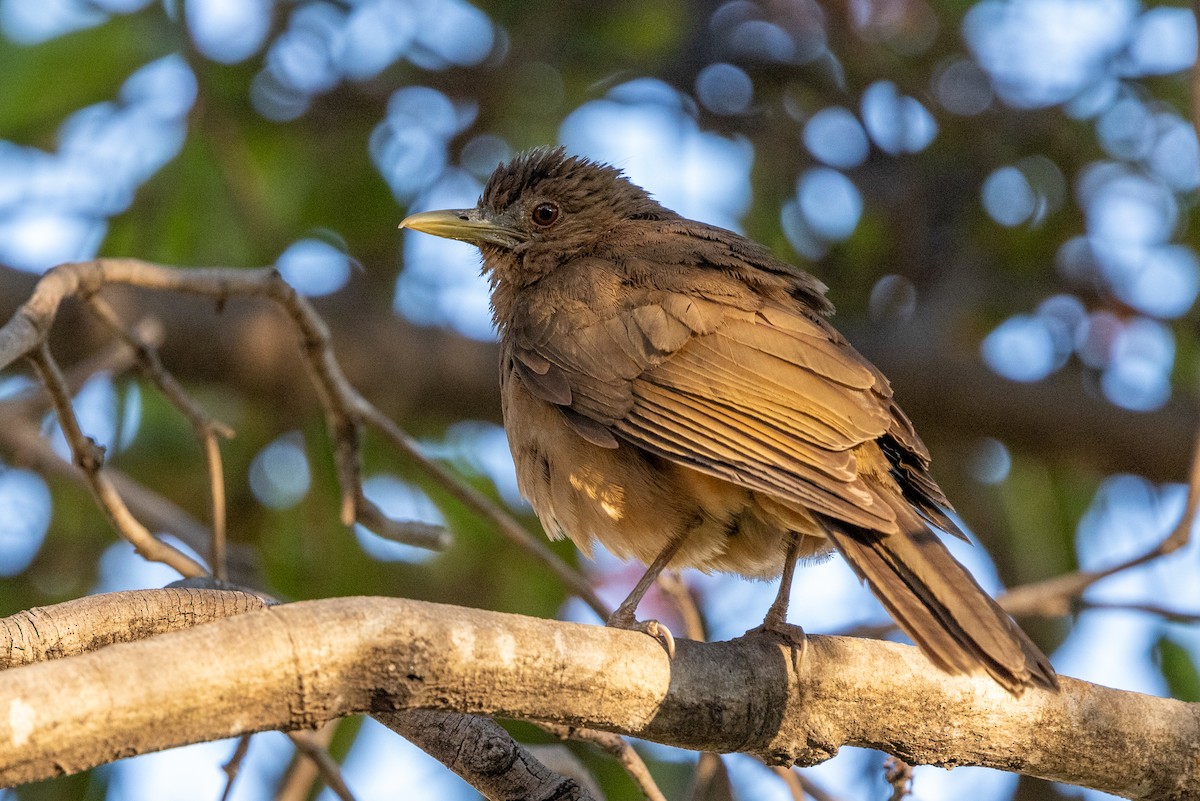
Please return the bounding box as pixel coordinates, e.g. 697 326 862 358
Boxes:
400 146 1057 695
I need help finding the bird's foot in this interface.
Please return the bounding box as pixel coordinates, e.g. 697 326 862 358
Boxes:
607 609 676 658
741 617 807 671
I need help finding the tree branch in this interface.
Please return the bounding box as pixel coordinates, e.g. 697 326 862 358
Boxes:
0 588 268 669
0 260 617 618
0 592 1195 799
0 589 597 801
378 710 597 801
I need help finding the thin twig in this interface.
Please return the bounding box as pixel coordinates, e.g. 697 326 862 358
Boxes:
6 267 371 797
274 720 340 801
0 337 137 417
0 412 219 564
26 342 207 578
355 496 451 549
884 756 913 801
688 752 729 801
1079 601 1200 624
2 260 605 617
203 432 229 580
84 296 235 579
220 735 253 801
772 766 807 801
539 723 668 801
1001 426 1200 618
287 729 356 801
773 765 851 801
770 767 847 801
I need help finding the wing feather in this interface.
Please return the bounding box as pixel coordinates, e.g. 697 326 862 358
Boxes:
512 287 929 530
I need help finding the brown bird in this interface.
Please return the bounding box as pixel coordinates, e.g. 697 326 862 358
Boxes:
401 147 1057 694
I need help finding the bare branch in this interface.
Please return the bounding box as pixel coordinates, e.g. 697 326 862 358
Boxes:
539 723 668 801
26 343 207 578
658 571 706 642
1 593 1195 798
219 736 253 801
0 588 268 669
379 710 598 801
274 721 340 801
0 261 613 608
1001 426 1200 618
0 413 225 570
354 494 450 551
794 770 845 801
285 730 357 801
1077 601 1200 624
884 756 913 801
83 296 235 577
0 588 596 801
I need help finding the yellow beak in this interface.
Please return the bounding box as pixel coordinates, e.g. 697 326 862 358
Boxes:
399 208 524 249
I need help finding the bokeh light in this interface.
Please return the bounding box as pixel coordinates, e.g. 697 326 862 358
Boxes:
102 733 293 801
868 274 917 326
934 58 993 116
396 168 493 341
982 166 1036 227
1 0 1197 798
803 106 870 169
796 167 862 242
965 0 1136 108
981 315 1061 383
695 62 754 115
560 78 755 231
185 0 271 64
969 438 1013 485
0 55 194 272
248 432 311 509
276 238 352 297
860 80 938 155
0 468 51 577
92 535 209 593
46 373 118 462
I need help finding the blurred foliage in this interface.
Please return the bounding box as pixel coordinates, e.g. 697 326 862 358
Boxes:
1 1 1199 800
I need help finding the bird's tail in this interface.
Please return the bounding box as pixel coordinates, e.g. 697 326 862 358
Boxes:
823 519 1057 695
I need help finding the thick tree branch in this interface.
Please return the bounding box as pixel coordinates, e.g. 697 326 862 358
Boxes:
0 589 597 801
0 588 268 669
0 593 1195 798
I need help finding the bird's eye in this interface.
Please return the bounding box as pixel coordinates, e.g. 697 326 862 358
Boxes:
531 202 560 226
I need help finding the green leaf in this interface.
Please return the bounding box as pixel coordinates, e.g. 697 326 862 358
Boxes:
1157 634 1200 702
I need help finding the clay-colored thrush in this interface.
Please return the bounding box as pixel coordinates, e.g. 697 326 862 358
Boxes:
401 147 1056 694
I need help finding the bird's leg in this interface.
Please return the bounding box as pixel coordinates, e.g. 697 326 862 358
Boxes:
607 535 685 657
763 532 801 629
743 532 807 668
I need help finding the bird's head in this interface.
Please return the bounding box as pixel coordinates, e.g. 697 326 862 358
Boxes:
400 147 673 284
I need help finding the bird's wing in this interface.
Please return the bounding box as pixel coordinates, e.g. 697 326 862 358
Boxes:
511 281 952 534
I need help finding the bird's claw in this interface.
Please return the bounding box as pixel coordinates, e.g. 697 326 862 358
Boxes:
607 612 676 658
741 620 807 671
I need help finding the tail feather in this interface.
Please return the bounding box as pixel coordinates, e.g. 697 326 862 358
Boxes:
823 520 1057 695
